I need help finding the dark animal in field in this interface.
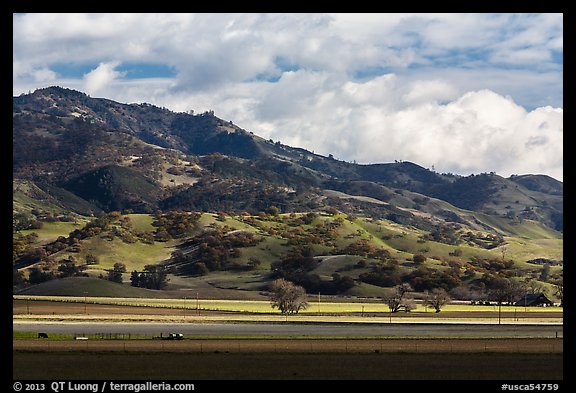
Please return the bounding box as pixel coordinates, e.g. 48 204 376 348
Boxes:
38 333 48 338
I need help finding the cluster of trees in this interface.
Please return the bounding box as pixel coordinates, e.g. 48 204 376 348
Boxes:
24 256 89 285
13 232 41 267
152 211 201 241
422 224 461 245
22 257 129 286
281 216 343 247
464 274 541 305
169 227 264 275
420 225 505 250
405 266 462 292
357 256 462 293
107 262 127 283
358 260 402 287
56 256 88 278
338 239 392 259
270 248 355 295
382 283 451 313
58 212 125 244
468 257 515 274
13 212 44 232
130 265 169 290
460 231 505 249
450 274 563 307
241 213 344 249
26 268 55 285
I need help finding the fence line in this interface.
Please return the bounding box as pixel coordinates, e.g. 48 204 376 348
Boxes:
14 338 563 354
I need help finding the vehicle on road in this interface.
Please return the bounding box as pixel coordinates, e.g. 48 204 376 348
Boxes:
163 333 184 340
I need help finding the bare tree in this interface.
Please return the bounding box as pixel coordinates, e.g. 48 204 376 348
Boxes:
269 278 309 314
488 278 525 305
424 288 451 313
383 283 414 313
524 278 545 294
449 286 488 304
553 278 563 306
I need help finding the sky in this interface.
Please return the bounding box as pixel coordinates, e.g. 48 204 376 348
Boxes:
13 13 563 181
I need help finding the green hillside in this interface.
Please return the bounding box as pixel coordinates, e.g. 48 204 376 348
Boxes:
14 210 562 300
16 276 178 298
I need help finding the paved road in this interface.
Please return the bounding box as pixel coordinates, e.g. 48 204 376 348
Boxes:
13 321 563 338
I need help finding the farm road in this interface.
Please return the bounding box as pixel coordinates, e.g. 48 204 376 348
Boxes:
13 321 563 338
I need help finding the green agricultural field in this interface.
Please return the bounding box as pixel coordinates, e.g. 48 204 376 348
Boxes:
13 294 563 315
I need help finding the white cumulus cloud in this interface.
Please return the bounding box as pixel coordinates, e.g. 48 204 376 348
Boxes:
12 13 563 180
83 61 125 96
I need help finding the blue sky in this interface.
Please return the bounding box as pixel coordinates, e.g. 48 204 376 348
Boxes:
50 62 177 79
13 13 563 180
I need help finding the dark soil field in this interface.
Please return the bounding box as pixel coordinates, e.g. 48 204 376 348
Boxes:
13 351 563 380
13 337 563 379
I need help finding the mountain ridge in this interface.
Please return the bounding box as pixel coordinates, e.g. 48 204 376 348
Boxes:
13 86 562 233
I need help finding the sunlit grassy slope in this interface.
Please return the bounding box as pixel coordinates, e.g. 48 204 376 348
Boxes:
16 210 562 300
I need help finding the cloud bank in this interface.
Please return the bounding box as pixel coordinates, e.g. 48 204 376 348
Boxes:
13 13 563 181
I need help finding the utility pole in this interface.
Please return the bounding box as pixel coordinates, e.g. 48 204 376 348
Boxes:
84 291 88 314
